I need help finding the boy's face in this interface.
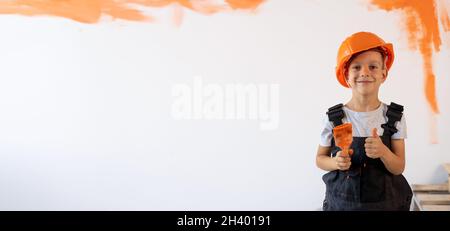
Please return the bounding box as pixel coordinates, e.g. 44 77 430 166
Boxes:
345 50 387 95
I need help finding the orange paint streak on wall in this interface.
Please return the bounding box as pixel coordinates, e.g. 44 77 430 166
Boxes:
0 0 150 23
225 0 265 10
0 0 266 24
172 3 184 27
370 0 449 115
439 0 450 31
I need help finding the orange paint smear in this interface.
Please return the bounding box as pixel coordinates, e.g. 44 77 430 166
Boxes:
172 3 183 27
370 0 450 114
0 0 150 23
0 0 266 24
225 0 265 10
439 0 450 31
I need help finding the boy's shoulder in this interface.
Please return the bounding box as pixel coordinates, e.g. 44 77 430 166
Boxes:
325 103 345 127
325 102 404 113
324 101 405 123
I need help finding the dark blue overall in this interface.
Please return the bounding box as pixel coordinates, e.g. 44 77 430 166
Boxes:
322 103 413 211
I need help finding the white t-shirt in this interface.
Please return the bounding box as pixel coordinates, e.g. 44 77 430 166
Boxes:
319 102 407 147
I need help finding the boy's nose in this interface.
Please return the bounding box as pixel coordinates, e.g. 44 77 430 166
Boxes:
360 66 370 77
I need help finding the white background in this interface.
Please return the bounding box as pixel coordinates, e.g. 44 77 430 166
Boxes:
0 0 449 210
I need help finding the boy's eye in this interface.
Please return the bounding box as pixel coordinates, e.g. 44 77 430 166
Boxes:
369 65 378 70
351 65 361 70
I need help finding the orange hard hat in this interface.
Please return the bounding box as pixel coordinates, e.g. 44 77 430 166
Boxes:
335 31 394 88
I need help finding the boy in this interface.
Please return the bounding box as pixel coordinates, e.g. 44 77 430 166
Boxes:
316 32 413 210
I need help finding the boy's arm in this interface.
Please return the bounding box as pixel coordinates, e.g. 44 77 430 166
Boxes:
316 145 349 171
380 139 405 175
316 145 335 171
365 128 406 175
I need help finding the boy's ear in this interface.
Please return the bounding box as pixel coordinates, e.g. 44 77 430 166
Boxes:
345 76 352 88
381 59 388 82
383 59 388 78
381 69 387 83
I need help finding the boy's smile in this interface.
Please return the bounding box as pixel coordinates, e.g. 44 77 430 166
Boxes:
356 79 375 84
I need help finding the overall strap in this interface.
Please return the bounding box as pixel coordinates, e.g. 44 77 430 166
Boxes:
326 103 345 127
381 102 404 137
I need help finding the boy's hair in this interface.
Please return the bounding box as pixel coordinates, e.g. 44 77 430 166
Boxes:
344 47 388 77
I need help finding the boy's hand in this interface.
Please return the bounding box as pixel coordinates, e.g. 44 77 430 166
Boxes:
365 128 389 159
334 150 351 171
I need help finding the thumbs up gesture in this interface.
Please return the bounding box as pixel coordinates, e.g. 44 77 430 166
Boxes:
364 128 389 159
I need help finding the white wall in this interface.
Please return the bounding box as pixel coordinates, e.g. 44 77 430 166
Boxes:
0 0 449 210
